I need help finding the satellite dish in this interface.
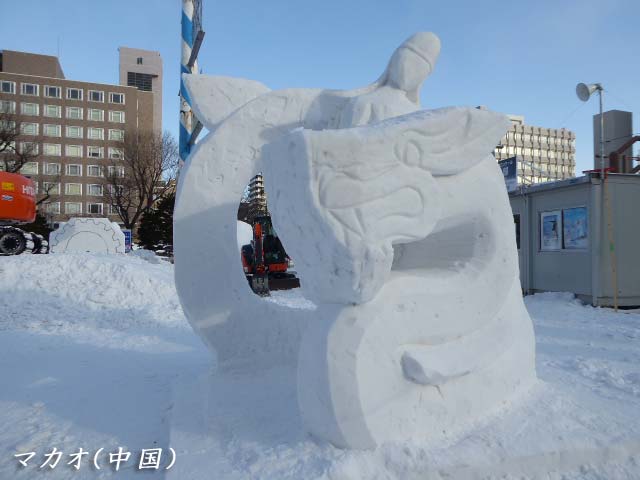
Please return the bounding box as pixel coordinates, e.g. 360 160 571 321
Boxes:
576 83 600 102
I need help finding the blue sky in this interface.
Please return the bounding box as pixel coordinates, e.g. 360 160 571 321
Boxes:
2 0 638 173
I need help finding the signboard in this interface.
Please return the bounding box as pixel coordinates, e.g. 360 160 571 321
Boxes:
563 207 588 249
122 229 132 253
498 157 518 192
540 210 562 251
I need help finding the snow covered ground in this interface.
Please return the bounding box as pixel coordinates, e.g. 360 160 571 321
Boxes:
1 253 639 479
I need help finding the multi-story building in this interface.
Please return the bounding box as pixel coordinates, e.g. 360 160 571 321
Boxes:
0 48 160 224
492 113 576 185
118 47 163 133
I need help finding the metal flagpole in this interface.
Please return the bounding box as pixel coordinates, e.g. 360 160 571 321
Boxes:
179 0 204 167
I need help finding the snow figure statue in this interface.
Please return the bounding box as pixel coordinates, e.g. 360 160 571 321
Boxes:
174 32 537 449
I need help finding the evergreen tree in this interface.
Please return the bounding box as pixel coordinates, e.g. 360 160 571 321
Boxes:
138 192 175 251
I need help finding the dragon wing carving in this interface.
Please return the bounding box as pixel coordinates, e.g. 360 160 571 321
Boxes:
183 74 271 131
264 107 510 304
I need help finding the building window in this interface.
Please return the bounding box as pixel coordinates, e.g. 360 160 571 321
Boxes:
108 111 125 123
65 106 83 120
109 204 120 215
43 124 62 137
66 126 83 139
87 184 103 196
44 105 62 118
107 184 124 196
0 119 15 131
21 102 39 116
126 72 153 91
88 108 104 121
1 81 16 94
44 202 60 214
20 162 39 175
87 146 104 158
0 100 16 113
108 147 123 159
66 164 82 176
43 143 62 156
107 166 125 178
43 180 60 193
65 202 82 214
21 142 39 155
21 83 39 96
87 203 103 214
43 182 59 195
136 57 143 65
88 127 104 140
44 85 61 98
87 165 103 177
88 90 104 102
66 145 82 157
108 129 124 141
109 92 125 104
21 122 39 136
66 87 83 101
65 183 82 195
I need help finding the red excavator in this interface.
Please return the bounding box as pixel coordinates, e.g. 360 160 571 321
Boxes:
240 215 300 296
0 171 48 255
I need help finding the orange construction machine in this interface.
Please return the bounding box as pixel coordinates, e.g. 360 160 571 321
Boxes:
0 171 48 255
240 215 300 296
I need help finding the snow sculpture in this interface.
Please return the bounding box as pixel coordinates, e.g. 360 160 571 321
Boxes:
174 32 536 449
50 218 125 254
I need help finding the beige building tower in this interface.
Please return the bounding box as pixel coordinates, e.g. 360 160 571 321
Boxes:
118 47 162 133
492 113 576 185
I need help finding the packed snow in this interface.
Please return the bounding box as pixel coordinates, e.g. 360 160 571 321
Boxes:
1 253 639 478
177 32 534 448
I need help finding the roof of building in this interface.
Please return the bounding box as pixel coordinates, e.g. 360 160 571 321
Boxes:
0 50 65 79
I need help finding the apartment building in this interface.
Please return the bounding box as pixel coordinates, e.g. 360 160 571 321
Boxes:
493 113 576 185
0 49 157 224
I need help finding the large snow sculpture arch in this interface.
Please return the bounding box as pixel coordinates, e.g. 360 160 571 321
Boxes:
174 32 536 449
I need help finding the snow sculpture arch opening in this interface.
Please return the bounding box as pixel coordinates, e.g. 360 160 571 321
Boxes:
174 32 536 449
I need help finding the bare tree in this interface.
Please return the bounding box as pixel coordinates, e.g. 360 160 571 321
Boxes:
104 130 179 230
0 111 40 173
36 178 62 206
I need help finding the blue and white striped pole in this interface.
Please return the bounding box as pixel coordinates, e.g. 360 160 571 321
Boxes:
179 0 197 166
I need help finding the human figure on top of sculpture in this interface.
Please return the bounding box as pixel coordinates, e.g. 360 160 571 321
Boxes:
334 31 441 128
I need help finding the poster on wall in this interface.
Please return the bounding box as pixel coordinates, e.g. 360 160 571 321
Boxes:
499 157 518 192
563 207 588 249
540 210 562 251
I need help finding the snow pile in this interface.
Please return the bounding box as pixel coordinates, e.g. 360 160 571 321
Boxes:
0 253 187 351
0 253 209 480
169 292 640 479
129 247 163 264
1 254 639 479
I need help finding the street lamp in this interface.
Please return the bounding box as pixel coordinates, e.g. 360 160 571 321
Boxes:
576 82 604 173
576 82 618 311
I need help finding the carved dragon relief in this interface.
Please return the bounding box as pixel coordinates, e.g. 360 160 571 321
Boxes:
174 32 537 449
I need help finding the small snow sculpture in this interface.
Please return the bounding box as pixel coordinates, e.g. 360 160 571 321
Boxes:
50 218 125 254
174 32 536 449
